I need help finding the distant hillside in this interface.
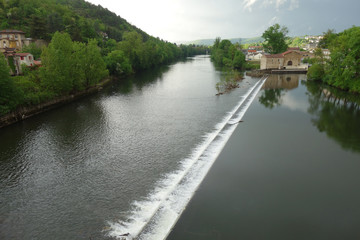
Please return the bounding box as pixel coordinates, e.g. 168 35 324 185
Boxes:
0 0 148 42
181 37 264 46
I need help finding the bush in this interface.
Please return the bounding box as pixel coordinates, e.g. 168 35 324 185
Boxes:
307 63 325 81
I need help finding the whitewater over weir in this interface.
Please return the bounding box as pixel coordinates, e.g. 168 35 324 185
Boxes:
107 76 268 240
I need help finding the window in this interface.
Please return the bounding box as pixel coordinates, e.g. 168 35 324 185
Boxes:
21 56 24 60
29 56 32 60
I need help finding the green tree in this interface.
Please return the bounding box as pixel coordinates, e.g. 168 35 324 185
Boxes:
40 32 74 95
211 39 245 69
105 50 132 76
82 39 108 87
0 54 22 115
21 43 43 59
325 26 360 92
262 24 289 54
318 29 337 49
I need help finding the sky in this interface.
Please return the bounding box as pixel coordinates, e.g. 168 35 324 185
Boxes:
86 0 360 42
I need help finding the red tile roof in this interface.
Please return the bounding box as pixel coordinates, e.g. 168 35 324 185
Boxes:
15 53 31 57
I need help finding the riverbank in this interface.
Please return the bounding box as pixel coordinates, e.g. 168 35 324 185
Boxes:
0 77 112 129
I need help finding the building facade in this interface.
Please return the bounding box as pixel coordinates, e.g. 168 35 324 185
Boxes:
0 30 26 52
260 50 305 70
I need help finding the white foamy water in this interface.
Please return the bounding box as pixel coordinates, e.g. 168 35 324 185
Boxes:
107 76 268 240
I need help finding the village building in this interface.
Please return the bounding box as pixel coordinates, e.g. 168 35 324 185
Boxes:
260 50 308 70
1 29 43 75
322 49 331 59
0 30 26 52
3 48 37 75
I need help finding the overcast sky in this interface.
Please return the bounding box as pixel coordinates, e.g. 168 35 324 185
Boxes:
86 0 360 42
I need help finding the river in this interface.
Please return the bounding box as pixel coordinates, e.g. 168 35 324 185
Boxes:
1 56 360 240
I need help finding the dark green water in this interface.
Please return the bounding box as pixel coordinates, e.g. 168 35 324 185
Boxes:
167 74 360 239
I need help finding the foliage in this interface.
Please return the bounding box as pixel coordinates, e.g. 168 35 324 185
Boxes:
0 0 144 42
40 32 108 95
21 43 43 59
324 26 360 93
307 48 327 81
318 29 337 49
40 32 76 94
0 0 209 116
245 62 260 70
262 24 289 54
215 70 243 94
308 63 325 81
287 36 306 48
0 54 22 115
105 50 132 76
211 38 245 69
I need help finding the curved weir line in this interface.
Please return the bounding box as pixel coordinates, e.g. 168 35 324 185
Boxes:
107 76 268 240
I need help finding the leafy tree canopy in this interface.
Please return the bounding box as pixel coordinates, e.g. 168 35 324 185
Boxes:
262 23 289 54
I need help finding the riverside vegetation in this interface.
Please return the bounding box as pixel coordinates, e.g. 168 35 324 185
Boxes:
210 38 247 94
0 0 208 117
307 26 360 93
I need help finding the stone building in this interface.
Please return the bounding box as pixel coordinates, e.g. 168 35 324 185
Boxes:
0 30 26 52
3 48 36 75
260 50 305 70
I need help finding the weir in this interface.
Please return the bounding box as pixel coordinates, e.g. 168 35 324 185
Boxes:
108 76 268 240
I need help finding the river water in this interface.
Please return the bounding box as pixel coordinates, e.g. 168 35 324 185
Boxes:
1 56 360 240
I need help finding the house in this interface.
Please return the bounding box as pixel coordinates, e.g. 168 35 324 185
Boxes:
260 50 307 70
322 49 331 59
0 30 26 52
2 49 36 75
14 52 35 67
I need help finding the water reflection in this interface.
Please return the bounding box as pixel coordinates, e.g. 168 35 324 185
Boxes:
102 64 172 95
259 74 303 109
258 74 360 153
263 74 301 90
306 81 360 153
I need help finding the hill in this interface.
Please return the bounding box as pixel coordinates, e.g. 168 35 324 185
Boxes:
0 0 148 42
180 37 264 46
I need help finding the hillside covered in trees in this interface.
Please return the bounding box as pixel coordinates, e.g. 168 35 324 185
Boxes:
0 0 209 117
0 0 146 42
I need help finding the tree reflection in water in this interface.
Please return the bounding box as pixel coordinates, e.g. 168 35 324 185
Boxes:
259 88 284 109
306 81 360 153
258 74 360 153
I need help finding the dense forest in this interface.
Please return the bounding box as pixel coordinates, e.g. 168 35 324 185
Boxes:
0 0 209 116
307 26 360 93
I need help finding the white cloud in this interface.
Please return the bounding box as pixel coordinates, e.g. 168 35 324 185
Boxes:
261 0 299 11
243 0 258 12
276 0 287 9
282 94 308 113
289 0 299 10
